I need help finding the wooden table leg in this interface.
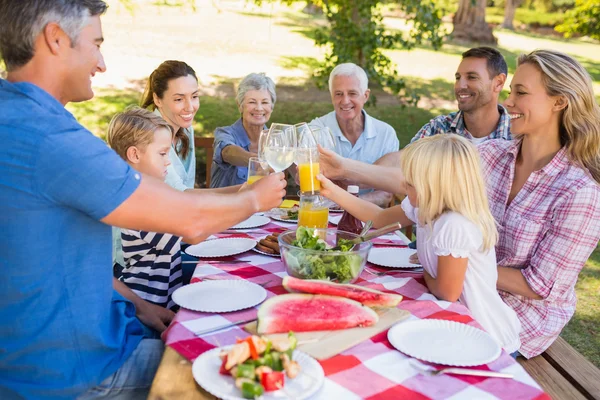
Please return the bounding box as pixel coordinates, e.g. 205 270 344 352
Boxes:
148 346 217 400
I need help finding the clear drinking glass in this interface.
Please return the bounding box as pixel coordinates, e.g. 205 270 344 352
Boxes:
264 124 296 173
295 122 320 194
247 157 270 184
309 125 337 153
298 193 329 229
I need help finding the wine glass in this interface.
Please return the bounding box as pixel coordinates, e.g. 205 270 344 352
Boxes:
257 129 269 161
309 125 338 153
263 124 296 173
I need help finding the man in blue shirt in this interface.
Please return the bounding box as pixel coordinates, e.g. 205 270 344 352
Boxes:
0 1 287 399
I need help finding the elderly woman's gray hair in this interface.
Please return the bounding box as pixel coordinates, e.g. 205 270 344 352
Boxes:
328 63 369 94
236 73 277 110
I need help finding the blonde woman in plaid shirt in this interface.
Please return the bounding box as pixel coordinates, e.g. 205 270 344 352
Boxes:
478 50 600 358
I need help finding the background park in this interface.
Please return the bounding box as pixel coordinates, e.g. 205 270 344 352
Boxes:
4 0 599 366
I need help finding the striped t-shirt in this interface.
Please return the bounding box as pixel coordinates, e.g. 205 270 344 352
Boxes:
119 229 183 311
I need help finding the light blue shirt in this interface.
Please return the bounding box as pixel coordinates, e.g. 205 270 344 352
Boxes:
0 79 145 399
309 110 399 164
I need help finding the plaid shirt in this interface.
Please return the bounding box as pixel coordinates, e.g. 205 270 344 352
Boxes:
479 139 600 358
411 105 512 143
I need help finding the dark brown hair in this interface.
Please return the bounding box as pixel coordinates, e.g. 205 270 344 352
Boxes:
140 60 197 160
462 47 508 79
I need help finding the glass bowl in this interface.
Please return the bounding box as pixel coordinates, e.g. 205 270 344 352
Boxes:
278 228 372 284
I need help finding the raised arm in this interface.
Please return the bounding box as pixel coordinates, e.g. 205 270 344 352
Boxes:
102 172 287 243
318 145 406 194
318 174 413 228
221 144 256 168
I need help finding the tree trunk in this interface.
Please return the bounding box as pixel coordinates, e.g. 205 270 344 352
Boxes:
501 0 523 30
452 0 497 44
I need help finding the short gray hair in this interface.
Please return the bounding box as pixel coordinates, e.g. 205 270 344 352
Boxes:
236 73 277 110
328 63 369 94
0 0 108 71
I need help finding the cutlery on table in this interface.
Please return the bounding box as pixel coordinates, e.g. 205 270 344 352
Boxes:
193 317 257 337
411 361 513 379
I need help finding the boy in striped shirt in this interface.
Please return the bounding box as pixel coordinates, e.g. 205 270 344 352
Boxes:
107 107 183 314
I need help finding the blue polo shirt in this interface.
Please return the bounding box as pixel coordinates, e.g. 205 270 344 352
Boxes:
0 80 144 399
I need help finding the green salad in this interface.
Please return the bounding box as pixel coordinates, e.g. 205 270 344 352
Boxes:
283 227 364 283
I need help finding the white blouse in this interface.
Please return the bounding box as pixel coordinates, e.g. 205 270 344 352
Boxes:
402 198 521 353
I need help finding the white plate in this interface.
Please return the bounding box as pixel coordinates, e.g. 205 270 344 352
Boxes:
252 247 280 257
329 207 344 213
270 215 297 224
328 214 342 225
230 215 270 230
172 280 267 312
192 347 325 400
368 247 421 269
185 238 257 258
388 319 502 366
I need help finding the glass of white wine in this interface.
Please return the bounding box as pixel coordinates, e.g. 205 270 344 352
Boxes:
309 125 338 153
264 124 296 173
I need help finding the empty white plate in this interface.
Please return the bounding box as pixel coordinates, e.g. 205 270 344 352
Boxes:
368 247 421 269
388 319 501 366
192 347 324 400
172 280 267 313
230 215 270 230
185 238 257 258
328 214 342 225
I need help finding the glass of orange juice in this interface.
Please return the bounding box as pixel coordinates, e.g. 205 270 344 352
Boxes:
247 157 269 185
295 123 320 194
298 194 329 229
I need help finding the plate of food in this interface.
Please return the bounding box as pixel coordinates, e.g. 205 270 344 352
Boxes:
269 207 298 223
192 334 324 400
253 233 281 257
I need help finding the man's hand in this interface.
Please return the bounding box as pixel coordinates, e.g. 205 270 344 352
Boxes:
249 172 287 212
136 300 175 333
318 145 345 180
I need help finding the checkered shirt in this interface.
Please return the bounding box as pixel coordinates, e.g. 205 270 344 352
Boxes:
479 139 600 358
410 105 512 143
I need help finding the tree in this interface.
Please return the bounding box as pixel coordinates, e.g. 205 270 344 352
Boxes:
262 0 446 104
502 0 524 30
452 0 497 44
556 0 600 41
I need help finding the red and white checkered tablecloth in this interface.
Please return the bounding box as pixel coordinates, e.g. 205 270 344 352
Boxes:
163 219 550 400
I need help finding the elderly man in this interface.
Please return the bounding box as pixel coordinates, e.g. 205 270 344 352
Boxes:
319 47 510 195
309 63 399 206
0 1 286 398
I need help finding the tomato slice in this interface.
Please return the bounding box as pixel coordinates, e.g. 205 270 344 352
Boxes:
260 371 285 392
219 355 229 375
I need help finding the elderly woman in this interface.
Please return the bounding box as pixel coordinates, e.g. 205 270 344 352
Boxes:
210 73 276 188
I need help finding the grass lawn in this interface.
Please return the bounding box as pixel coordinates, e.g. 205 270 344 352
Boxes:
67 0 600 368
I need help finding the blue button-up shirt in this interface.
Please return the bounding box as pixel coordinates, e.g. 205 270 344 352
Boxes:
211 118 258 188
0 79 144 399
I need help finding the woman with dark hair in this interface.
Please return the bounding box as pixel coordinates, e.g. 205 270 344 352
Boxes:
141 60 199 191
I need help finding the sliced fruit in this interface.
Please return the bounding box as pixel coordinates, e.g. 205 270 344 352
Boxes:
282 276 403 307
257 293 379 334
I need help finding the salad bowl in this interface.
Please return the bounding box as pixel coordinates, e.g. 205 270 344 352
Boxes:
278 227 372 283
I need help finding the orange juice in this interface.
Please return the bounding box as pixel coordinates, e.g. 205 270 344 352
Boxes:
298 162 320 193
298 206 329 229
247 175 264 185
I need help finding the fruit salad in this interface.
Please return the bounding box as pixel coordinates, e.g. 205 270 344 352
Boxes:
219 332 300 399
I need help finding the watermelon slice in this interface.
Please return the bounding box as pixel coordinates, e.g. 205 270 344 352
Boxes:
282 276 403 307
257 293 379 334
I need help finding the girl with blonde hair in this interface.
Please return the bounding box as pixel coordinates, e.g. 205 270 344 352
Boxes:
319 134 521 354
479 49 600 358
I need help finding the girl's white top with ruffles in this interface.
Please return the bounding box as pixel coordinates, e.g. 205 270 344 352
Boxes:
402 198 521 353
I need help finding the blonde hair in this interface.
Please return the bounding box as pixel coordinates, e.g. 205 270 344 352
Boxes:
401 135 498 251
517 50 600 183
107 106 173 161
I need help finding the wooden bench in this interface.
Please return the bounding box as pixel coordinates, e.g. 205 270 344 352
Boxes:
518 337 600 400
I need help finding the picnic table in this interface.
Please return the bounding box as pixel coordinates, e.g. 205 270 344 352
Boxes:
149 218 550 400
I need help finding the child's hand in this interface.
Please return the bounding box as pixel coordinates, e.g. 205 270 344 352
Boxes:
137 300 175 333
317 173 343 200
409 253 420 265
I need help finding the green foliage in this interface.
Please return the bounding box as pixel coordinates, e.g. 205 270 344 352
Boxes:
258 0 446 105
556 0 600 40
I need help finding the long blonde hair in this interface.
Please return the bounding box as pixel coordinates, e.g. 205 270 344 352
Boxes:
517 50 600 183
107 106 173 161
401 135 498 251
